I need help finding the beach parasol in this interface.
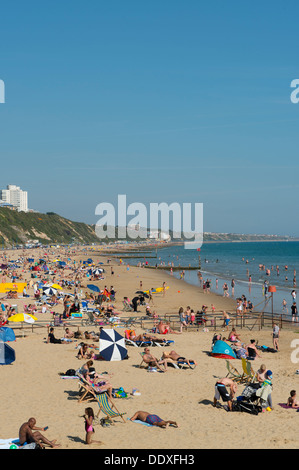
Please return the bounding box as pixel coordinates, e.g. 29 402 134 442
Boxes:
51 284 62 290
93 268 104 275
0 342 15 365
42 286 57 296
99 329 127 361
87 284 100 293
8 313 38 324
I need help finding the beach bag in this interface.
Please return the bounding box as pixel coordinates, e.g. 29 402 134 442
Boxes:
233 401 262 415
65 369 76 376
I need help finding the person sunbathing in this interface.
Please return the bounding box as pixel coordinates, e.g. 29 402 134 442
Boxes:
287 390 299 408
129 331 168 344
142 347 169 372
130 411 178 428
157 320 181 335
161 350 197 368
86 368 113 399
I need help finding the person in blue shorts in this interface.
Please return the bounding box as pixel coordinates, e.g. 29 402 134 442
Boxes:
130 411 179 428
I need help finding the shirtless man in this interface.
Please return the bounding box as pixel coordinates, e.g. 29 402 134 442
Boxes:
19 417 60 448
130 410 178 428
161 350 197 368
142 347 169 372
213 377 237 411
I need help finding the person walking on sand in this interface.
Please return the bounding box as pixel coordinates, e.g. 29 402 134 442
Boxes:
19 417 60 448
272 322 280 351
130 411 178 428
222 311 231 331
84 408 103 445
282 299 288 315
162 281 166 297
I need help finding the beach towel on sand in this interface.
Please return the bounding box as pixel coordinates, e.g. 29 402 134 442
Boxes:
128 418 152 427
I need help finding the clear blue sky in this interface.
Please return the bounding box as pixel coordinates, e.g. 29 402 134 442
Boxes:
0 1 299 236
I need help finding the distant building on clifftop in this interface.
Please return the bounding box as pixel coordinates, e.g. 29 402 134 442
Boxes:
0 184 28 212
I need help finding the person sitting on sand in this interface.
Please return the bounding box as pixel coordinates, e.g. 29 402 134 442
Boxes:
64 327 75 339
234 342 248 359
84 330 100 341
256 364 267 383
84 407 103 445
77 343 93 359
19 417 60 448
246 339 261 360
213 377 237 411
161 350 197 368
228 328 241 342
129 410 178 428
47 327 70 344
287 390 299 408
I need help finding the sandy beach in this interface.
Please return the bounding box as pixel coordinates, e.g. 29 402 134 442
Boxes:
1 245 299 450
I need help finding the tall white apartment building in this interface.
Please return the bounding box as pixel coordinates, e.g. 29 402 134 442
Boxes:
0 185 28 212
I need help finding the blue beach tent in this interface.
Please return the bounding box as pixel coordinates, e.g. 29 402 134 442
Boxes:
0 327 16 342
0 342 16 365
211 340 236 359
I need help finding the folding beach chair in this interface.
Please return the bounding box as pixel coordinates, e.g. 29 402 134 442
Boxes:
241 358 257 383
176 359 196 370
95 393 126 423
122 301 133 312
77 374 97 403
152 339 175 347
125 338 153 348
225 360 245 383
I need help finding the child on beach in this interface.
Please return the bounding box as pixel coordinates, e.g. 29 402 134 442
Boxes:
287 390 299 408
84 407 103 445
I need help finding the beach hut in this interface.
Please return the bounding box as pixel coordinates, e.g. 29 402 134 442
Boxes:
211 340 236 359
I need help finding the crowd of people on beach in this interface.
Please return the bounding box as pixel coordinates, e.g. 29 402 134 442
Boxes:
1 246 298 449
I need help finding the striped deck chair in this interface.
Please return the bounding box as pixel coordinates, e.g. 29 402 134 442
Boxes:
225 360 245 383
241 358 257 383
95 393 126 423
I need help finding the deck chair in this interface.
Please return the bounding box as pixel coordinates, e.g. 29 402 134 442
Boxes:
77 374 98 403
95 392 126 423
122 300 133 312
81 310 106 327
125 338 153 348
121 317 140 328
241 358 257 383
152 339 175 347
176 359 196 369
225 360 245 383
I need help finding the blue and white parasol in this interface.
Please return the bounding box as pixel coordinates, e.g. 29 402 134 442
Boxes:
99 329 127 361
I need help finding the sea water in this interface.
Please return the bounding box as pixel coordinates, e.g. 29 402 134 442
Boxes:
128 241 299 316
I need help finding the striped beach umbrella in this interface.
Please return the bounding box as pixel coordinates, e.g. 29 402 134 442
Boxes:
93 268 104 275
99 329 127 361
42 286 57 296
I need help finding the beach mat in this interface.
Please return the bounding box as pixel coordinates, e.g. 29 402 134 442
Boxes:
0 438 19 449
128 418 152 427
278 403 299 410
